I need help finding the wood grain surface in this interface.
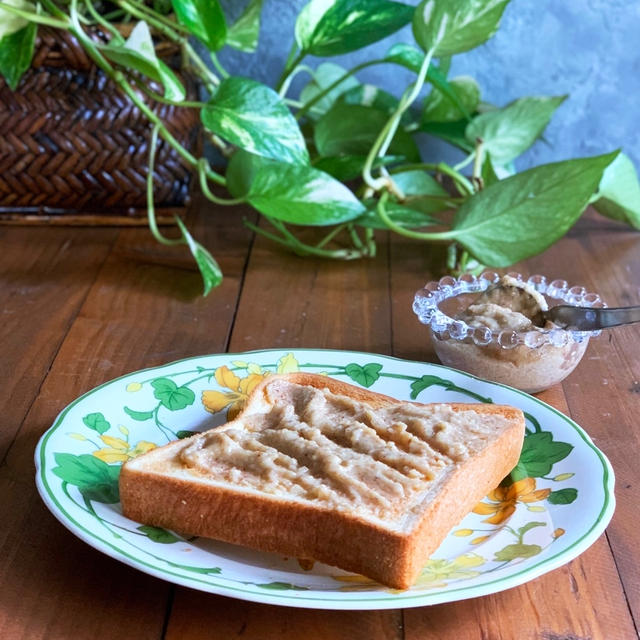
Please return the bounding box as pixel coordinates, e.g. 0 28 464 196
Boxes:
0 204 638 639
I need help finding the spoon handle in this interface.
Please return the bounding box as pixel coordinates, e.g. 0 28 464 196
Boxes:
547 305 640 331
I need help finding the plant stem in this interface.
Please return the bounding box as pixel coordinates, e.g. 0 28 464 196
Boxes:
362 49 435 192
364 228 376 257
40 0 66 19
380 166 405 200
276 45 305 92
101 8 127 21
198 160 245 206
210 52 229 79
280 41 298 72
294 54 451 122
348 225 364 250
84 0 124 42
471 137 485 191
376 192 457 241
146 124 183 247
269 218 312 252
184 41 220 91
116 70 226 184
117 0 181 37
245 219 365 260
278 64 315 97
131 77 205 107
454 152 476 172
0 2 69 27
67 2 226 187
294 59 379 120
283 98 307 109
120 0 191 34
391 162 474 197
205 132 233 157
315 223 347 249
447 242 458 269
378 52 434 158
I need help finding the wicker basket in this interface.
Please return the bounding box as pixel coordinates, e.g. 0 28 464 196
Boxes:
0 27 200 225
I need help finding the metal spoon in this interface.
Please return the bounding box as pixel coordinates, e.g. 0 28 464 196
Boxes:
474 282 640 331
539 305 640 331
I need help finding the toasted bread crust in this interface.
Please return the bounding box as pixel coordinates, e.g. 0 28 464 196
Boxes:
120 373 525 589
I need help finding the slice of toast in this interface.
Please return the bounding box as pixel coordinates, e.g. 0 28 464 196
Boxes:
120 373 525 589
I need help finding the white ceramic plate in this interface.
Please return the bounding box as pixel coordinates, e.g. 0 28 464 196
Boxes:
35 349 614 610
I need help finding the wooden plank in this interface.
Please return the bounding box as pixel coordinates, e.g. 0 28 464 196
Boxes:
389 217 637 638
405 539 631 640
166 592 403 640
0 226 119 461
164 225 403 638
0 210 181 225
0 477 168 640
0 199 255 638
225 228 393 353
389 240 448 364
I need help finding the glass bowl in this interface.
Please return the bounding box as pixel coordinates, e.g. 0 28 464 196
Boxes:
412 272 605 393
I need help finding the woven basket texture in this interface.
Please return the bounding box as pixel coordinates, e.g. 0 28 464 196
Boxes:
0 27 200 223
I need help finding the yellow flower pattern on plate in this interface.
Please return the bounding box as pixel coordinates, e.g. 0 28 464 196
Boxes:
201 353 301 419
472 477 551 525
333 554 486 592
93 434 156 463
201 366 268 420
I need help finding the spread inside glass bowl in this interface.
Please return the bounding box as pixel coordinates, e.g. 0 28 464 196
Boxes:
413 272 604 393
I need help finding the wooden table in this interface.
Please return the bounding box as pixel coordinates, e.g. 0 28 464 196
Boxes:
1 199 639 639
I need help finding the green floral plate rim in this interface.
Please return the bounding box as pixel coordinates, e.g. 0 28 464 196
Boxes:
35 348 615 610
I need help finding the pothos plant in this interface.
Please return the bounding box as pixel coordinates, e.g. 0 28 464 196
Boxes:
1 0 639 294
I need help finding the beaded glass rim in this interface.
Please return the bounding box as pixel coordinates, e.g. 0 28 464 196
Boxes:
412 271 606 350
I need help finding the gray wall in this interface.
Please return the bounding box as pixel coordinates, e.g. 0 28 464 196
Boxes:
219 0 640 171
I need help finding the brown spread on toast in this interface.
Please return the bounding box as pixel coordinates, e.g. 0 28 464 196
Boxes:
178 378 512 522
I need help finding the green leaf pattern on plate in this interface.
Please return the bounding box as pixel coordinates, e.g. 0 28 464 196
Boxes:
137 525 181 544
547 488 578 505
53 453 121 504
82 412 111 435
151 377 196 411
344 362 382 387
256 581 310 591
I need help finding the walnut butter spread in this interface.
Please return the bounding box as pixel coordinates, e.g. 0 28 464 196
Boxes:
433 275 588 393
178 379 509 525
460 275 549 332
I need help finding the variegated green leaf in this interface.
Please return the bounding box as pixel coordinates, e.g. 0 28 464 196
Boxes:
202 76 309 165
171 0 226 51
296 0 414 56
299 62 359 119
451 152 618 266
413 0 511 56
465 95 566 165
423 76 480 123
590 152 640 229
314 103 419 161
227 151 365 226
227 0 263 52
0 18 35 90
